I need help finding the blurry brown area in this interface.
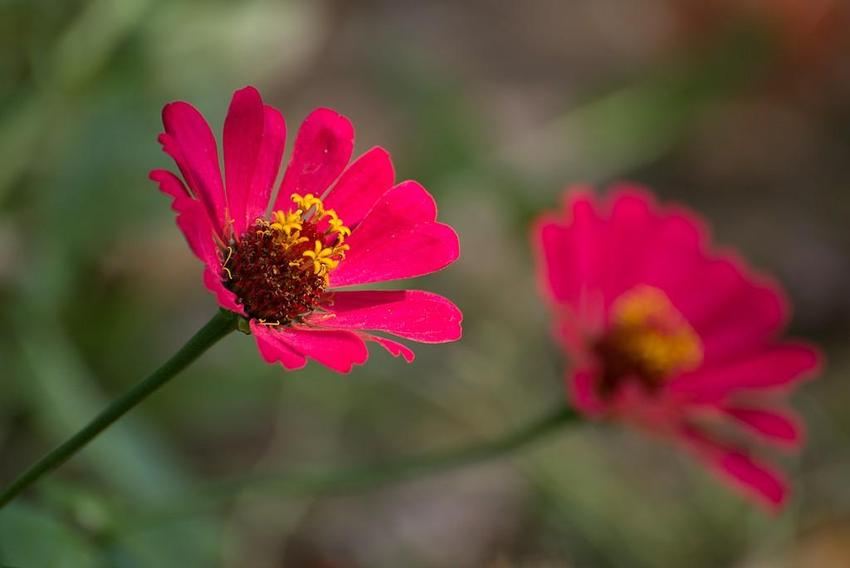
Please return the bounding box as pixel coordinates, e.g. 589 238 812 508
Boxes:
1 0 850 567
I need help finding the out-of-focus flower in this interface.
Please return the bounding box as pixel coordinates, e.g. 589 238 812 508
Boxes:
151 87 461 373
533 186 820 509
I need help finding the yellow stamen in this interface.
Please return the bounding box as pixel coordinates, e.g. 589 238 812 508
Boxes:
610 286 703 380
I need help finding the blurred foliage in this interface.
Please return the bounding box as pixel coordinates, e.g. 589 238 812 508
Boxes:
1 0 850 566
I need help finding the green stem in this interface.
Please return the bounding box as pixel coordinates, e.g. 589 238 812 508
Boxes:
0 309 238 510
172 405 579 516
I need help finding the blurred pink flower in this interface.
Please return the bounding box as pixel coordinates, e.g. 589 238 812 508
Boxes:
534 186 820 509
151 86 461 373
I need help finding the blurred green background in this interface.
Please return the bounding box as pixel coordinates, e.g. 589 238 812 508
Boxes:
2 0 850 566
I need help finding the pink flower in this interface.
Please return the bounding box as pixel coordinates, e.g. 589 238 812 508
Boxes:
533 185 820 510
151 86 462 373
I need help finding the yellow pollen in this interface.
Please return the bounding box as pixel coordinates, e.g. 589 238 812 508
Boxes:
259 193 351 282
609 286 703 381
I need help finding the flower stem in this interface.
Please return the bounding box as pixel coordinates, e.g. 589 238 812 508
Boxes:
0 309 238 510
182 405 580 512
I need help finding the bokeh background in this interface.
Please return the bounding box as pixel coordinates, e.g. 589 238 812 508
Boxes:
2 1 850 566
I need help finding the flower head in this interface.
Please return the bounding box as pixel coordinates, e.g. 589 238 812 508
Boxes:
151 86 462 373
533 186 821 509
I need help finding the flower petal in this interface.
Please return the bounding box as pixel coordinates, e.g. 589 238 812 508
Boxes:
251 320 307 370
322 147 395 228
272 108 354 212
307 290 462 343
203 268 245 315
680 426 787 510
600 186 658 301
329 182 458 287
361 334 416 363
533 190 604 309
273 327 369 373
160 101 226 236
698 281 788 364
150 169 214 263
245 105 287 226
150 169 245 316
724 407 803 446
223 86 266 235
670 343 820 402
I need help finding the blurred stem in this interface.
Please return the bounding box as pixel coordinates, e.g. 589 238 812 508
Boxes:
151 405 580 520
0 309 237 510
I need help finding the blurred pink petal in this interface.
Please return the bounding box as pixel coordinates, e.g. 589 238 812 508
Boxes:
534 186 822 509
724 406 803 445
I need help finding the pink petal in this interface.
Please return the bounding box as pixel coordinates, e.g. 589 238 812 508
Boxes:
718 451 787 510
160 101 226 237
272 108 354 212
150 169 214 263
638 211 708 303
244 105 287 227
724 407 803 445
670 343 820 403
223 86 266 235
322 147 395 228
534 217 572 304
698 281 788 364
275 327 369 373
251 320 307 370
361 334 416 363
150 169 246 316
533 190 605 310
569 369 606 417
599 186 658 301
329 181 458 287
329 222 458 287
307 290 462 343
680 426 787 510
203 268 245 316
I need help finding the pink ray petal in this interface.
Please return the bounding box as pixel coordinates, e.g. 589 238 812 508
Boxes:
274 327 369 373
160 101 226 237
307 290 462 343
322 147 395 228
272 108 354 212
244 105 287 227
223 86 266 235
561 191 605 310
329 181 458 287
251 320 307 370
600 186 658 302
670 342 820 403
680 425 787 510
329 222 458 287
698 281 788 365
151 169 245 315
150 169 214 263
203 268 245 315
534 216 572 305
724 406 803 446
361 333 416 363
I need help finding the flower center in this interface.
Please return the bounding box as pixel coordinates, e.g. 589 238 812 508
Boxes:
224 193 351 324
595 286 703 394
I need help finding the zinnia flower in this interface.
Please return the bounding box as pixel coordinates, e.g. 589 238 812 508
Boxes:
150 86 462 373
533 186 820 509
